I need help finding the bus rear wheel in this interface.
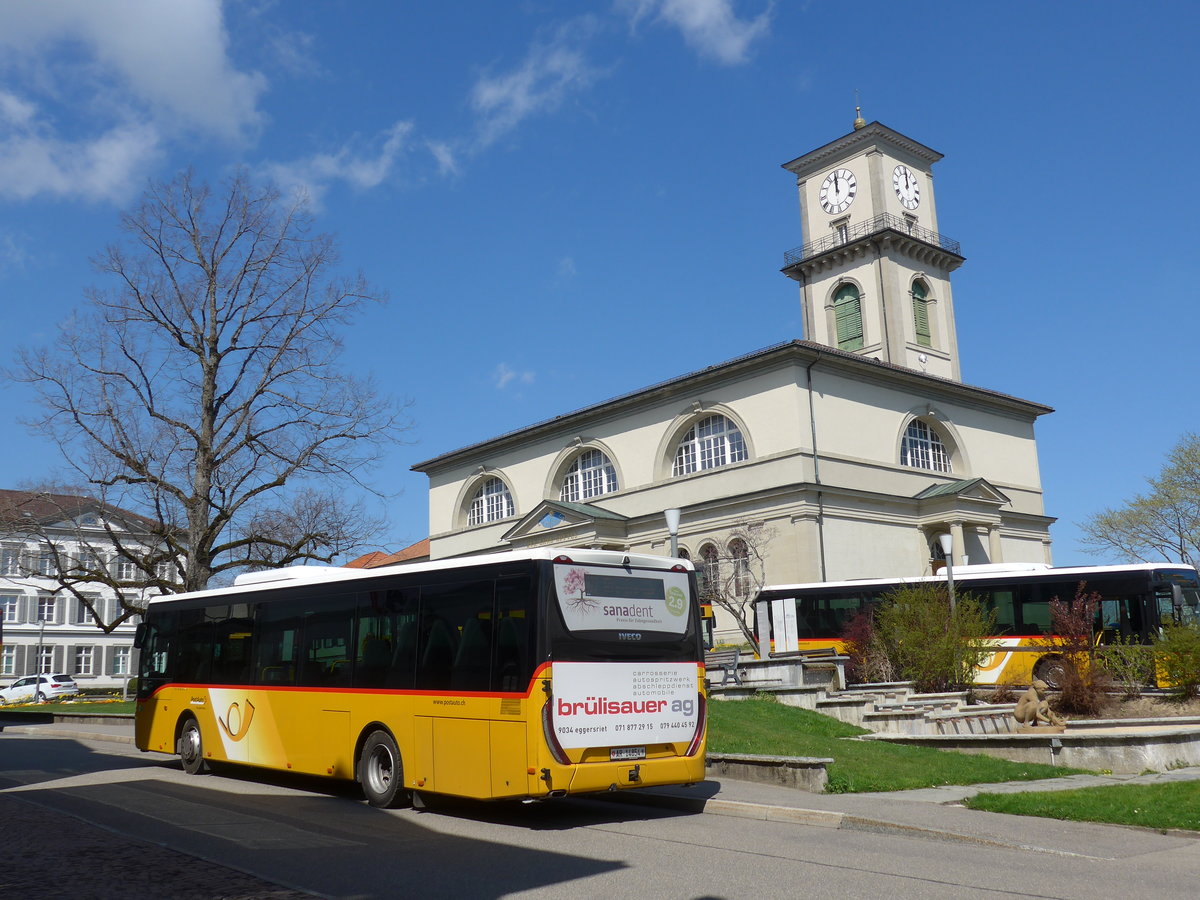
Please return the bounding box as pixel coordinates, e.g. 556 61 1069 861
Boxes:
1033 656 1072 691
178 717 208 775
360 730 410 809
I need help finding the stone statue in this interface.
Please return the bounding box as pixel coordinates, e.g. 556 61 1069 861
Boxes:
1013 679 1065 728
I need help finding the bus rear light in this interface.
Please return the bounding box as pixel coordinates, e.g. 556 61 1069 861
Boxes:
686 692 707 757
670 564 688 573
552 555 574 565
541 698 571 765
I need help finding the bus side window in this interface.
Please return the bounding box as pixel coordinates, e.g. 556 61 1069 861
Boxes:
176 607 215 683
254 600 302 686
494 576 533 692
417 580 492 691
211 604 254 685
989 590 1016 636
300 601 353 687
1017 590 1050 635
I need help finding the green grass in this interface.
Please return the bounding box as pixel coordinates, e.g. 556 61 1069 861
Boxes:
708 696 1087 793
1 699 135 715
966 781 1200 831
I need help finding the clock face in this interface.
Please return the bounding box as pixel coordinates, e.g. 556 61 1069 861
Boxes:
819 168 857 214
893 164 920 209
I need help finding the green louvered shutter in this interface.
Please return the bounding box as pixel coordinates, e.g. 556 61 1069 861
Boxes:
834 285 863 350
911 281 931 347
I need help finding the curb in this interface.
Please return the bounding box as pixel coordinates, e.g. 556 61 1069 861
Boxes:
0 725 135 745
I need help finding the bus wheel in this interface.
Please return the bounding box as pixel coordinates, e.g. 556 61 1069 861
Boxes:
1033 656 1072 691
360 730 410 809
178 717 208 775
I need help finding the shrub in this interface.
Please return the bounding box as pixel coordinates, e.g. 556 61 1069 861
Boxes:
1155 624 1200 700
839 609 895 684
1046 582 1111 716
871 584 995 692
1098 639 1156 699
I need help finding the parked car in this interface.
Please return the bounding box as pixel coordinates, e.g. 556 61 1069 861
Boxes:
0 673 80 704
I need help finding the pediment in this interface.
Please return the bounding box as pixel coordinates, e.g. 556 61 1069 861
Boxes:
501 499 628 544
915 477 1010 506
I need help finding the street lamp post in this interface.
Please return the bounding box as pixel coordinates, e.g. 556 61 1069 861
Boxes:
937 532 956 614
664 509 681 558
36 617 46 678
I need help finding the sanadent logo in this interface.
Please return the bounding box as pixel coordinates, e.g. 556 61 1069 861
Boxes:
665 585 687 617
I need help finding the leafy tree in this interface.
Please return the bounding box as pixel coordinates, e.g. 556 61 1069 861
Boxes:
1080 433 1200 567
12 171 405 606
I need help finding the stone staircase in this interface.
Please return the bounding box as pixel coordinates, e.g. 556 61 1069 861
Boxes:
711 677 1018 736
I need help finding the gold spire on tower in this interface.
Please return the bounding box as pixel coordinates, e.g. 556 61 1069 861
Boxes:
853 97 866 130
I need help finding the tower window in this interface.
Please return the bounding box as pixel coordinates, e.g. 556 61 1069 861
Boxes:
673 415 747 477
911 280 932 348
560 449 618 502
832 284 863 351
902 420 951 473
467 477 515 526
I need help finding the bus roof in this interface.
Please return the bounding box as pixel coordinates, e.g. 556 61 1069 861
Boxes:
146 547 694 606
759 561 1199 595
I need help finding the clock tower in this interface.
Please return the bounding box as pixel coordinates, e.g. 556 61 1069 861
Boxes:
782 115 965 380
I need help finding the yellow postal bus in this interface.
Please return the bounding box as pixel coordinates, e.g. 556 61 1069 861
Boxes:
754 562 1200 687
134 548 707 806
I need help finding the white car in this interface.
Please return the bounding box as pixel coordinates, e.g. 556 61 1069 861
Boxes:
0 673 80 704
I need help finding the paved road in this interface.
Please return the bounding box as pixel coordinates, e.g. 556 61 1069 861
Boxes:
3 723 1200 899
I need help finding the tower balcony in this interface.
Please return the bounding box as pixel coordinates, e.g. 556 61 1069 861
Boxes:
783 213 962 273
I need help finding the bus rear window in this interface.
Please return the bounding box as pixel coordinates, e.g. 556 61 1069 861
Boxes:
554 564 690 636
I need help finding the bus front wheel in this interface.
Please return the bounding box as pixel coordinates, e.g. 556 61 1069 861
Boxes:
359 730 410 809
178 717 208 775
1033 656 1072 691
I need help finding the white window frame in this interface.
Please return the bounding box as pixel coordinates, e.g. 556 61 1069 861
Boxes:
1 594 19 624
901 419 952 473
37 646 53 674
0 545 22 576
1 645 15 676
36 594 57 625
673 415 747 477
467 477 515 527
113 646 132 676
560 449 618 502
74 645 95 677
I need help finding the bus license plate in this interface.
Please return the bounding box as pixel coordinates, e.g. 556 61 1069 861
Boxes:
610 746 646 761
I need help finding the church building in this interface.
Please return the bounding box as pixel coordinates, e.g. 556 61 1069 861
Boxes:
411 118 1056 642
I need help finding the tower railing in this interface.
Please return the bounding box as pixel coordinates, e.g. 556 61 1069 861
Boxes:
783 213 960 268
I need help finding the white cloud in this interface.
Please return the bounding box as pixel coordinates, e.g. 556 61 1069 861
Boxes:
557 257 578 278
493 363 535 390
0 118 161 204
619 0 772 65
0 0 264 202
470 19 603 147
263 122 415 207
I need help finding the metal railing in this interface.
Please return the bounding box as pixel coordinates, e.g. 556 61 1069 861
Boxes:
783 213 960 268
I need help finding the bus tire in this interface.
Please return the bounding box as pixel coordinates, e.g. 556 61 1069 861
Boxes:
1033 656 1072 691
178 716 208 775
359 730 410 809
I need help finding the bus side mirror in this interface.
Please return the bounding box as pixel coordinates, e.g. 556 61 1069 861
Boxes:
133 622 147 649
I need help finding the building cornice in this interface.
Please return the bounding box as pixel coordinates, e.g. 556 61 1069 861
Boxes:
781 122 943 180
412 341 1054 473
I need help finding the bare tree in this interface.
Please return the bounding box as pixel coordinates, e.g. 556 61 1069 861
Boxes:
697 522 774 649
1080 433 1200 568
12 171 406 600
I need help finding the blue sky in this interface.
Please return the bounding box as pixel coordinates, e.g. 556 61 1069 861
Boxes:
0 1 1196 567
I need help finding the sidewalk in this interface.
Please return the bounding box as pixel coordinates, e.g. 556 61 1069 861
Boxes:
6 715 1200 861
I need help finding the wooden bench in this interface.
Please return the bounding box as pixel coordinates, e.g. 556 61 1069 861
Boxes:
705 648 743 686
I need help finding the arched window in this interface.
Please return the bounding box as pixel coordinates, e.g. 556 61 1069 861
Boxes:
728 538 751 598
560 449 618 502
673 415 747 477
911 279 931 348
467 477 515 526
699 544 720 597
901 420 952 473
833 283 863 351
